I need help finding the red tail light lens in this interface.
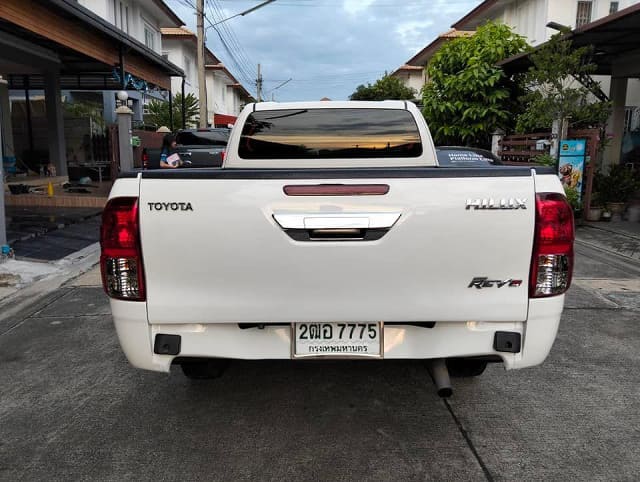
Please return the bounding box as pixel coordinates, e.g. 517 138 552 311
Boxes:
100 197 145 301
220 150 226 163
142 151 149 169
530 193 575 298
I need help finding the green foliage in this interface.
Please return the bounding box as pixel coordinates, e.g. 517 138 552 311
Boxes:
145 93 199 130
421 22 528 146
564 185 581 211
63 101 105 128
516 32 611 133
532 153 556 166
350 73 416 101
596 164 640 204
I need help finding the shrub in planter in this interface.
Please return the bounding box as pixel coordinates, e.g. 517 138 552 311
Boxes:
598 164 640 205
586 191 603 222
563 185 581 211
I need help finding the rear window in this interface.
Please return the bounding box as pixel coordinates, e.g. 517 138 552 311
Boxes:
176 130 229 146
238 108 422 159
436 148 498 167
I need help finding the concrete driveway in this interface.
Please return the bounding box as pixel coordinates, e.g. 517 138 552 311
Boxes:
0 244 638 481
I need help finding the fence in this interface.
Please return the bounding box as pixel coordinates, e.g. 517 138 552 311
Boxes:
498 129 601 217
498 132 553 164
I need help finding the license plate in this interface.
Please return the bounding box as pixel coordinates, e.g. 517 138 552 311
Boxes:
292 322 383 358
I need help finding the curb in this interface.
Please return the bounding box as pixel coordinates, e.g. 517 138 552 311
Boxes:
0 242 100 324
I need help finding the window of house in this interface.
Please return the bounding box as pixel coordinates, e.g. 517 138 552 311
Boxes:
144 23 156 50
609 1 619 14
113 0 129 33
576 1 593 27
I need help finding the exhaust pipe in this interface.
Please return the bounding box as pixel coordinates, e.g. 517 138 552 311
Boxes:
427 358 452 398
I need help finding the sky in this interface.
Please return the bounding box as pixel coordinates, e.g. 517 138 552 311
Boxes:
166 0 480 101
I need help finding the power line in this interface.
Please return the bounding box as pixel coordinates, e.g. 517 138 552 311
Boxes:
203 0 259 90
209 0 258 78
174 0 258 95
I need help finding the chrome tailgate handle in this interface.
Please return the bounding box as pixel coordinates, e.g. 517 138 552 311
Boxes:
273 212 401 230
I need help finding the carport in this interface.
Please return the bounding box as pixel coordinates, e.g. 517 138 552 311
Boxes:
0 0 184 247
498 3 640 218
499 3 640 169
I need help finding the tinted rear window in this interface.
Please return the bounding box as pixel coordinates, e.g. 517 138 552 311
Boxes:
238 108 422 159
436 149 497 167
176 130 229 146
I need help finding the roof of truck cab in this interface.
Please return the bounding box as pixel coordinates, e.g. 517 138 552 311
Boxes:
253 100 412 111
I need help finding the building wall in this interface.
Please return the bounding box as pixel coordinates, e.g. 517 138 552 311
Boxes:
470 0 640 108
79 0 163 54
162 38 198 98
502 0 548 46
393 70 424 95
205 70 245 120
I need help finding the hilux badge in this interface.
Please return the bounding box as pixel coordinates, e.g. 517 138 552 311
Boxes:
466 198 527 210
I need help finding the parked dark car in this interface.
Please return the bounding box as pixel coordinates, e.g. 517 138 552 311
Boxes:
142 128 231 169
175 128 230 167
435 146 502 167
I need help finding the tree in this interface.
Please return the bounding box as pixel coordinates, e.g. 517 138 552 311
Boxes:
350 73 416 101
63 101 105 129
145 93 200 130
515 31 611 133
421 22 528 146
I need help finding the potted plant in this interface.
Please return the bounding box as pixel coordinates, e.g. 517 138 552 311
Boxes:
598 165 640 221
586 192 604 222
563 185 582 223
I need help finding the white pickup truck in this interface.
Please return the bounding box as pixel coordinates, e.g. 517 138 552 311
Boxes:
101 101 574 396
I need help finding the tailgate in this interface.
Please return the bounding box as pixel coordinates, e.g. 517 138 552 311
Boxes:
139 172 535 324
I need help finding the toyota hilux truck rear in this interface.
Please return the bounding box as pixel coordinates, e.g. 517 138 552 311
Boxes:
101 101 574 394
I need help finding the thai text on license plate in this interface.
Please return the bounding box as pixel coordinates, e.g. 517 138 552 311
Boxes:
292 322 382 358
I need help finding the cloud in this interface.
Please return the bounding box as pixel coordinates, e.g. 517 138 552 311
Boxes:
165 0 478 101
343 0 376 16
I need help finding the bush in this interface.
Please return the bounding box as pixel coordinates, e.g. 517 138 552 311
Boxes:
564 185 581 211
596 164 640 204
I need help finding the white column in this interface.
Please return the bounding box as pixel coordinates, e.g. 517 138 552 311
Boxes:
604 77 628 171
491 129 504 157
116 106 134 172
0 78 6 246
44 70 67 176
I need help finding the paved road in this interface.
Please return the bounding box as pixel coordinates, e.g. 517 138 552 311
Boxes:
1 246 639 481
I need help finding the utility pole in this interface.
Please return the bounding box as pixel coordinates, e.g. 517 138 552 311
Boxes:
196 0 207 127
256 63 262 102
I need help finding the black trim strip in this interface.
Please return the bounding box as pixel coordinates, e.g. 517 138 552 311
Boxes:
120 166 553 180
285 228 388 242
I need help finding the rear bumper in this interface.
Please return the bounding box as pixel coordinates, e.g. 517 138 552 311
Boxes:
111 296 564 373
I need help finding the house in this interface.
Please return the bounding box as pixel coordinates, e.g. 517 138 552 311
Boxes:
391 29 473 95
0 0 185 243
393 0 640 166
161 27 254 126
1 0 183 177
451 0 640 133
204 62 253 124
74 0 186 123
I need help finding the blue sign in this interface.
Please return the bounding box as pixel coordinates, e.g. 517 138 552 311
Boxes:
558 139 586 201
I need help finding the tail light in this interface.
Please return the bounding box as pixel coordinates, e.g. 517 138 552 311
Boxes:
142 150 149 169
100 197 146 301
530 193 574 298
220 150 226 163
